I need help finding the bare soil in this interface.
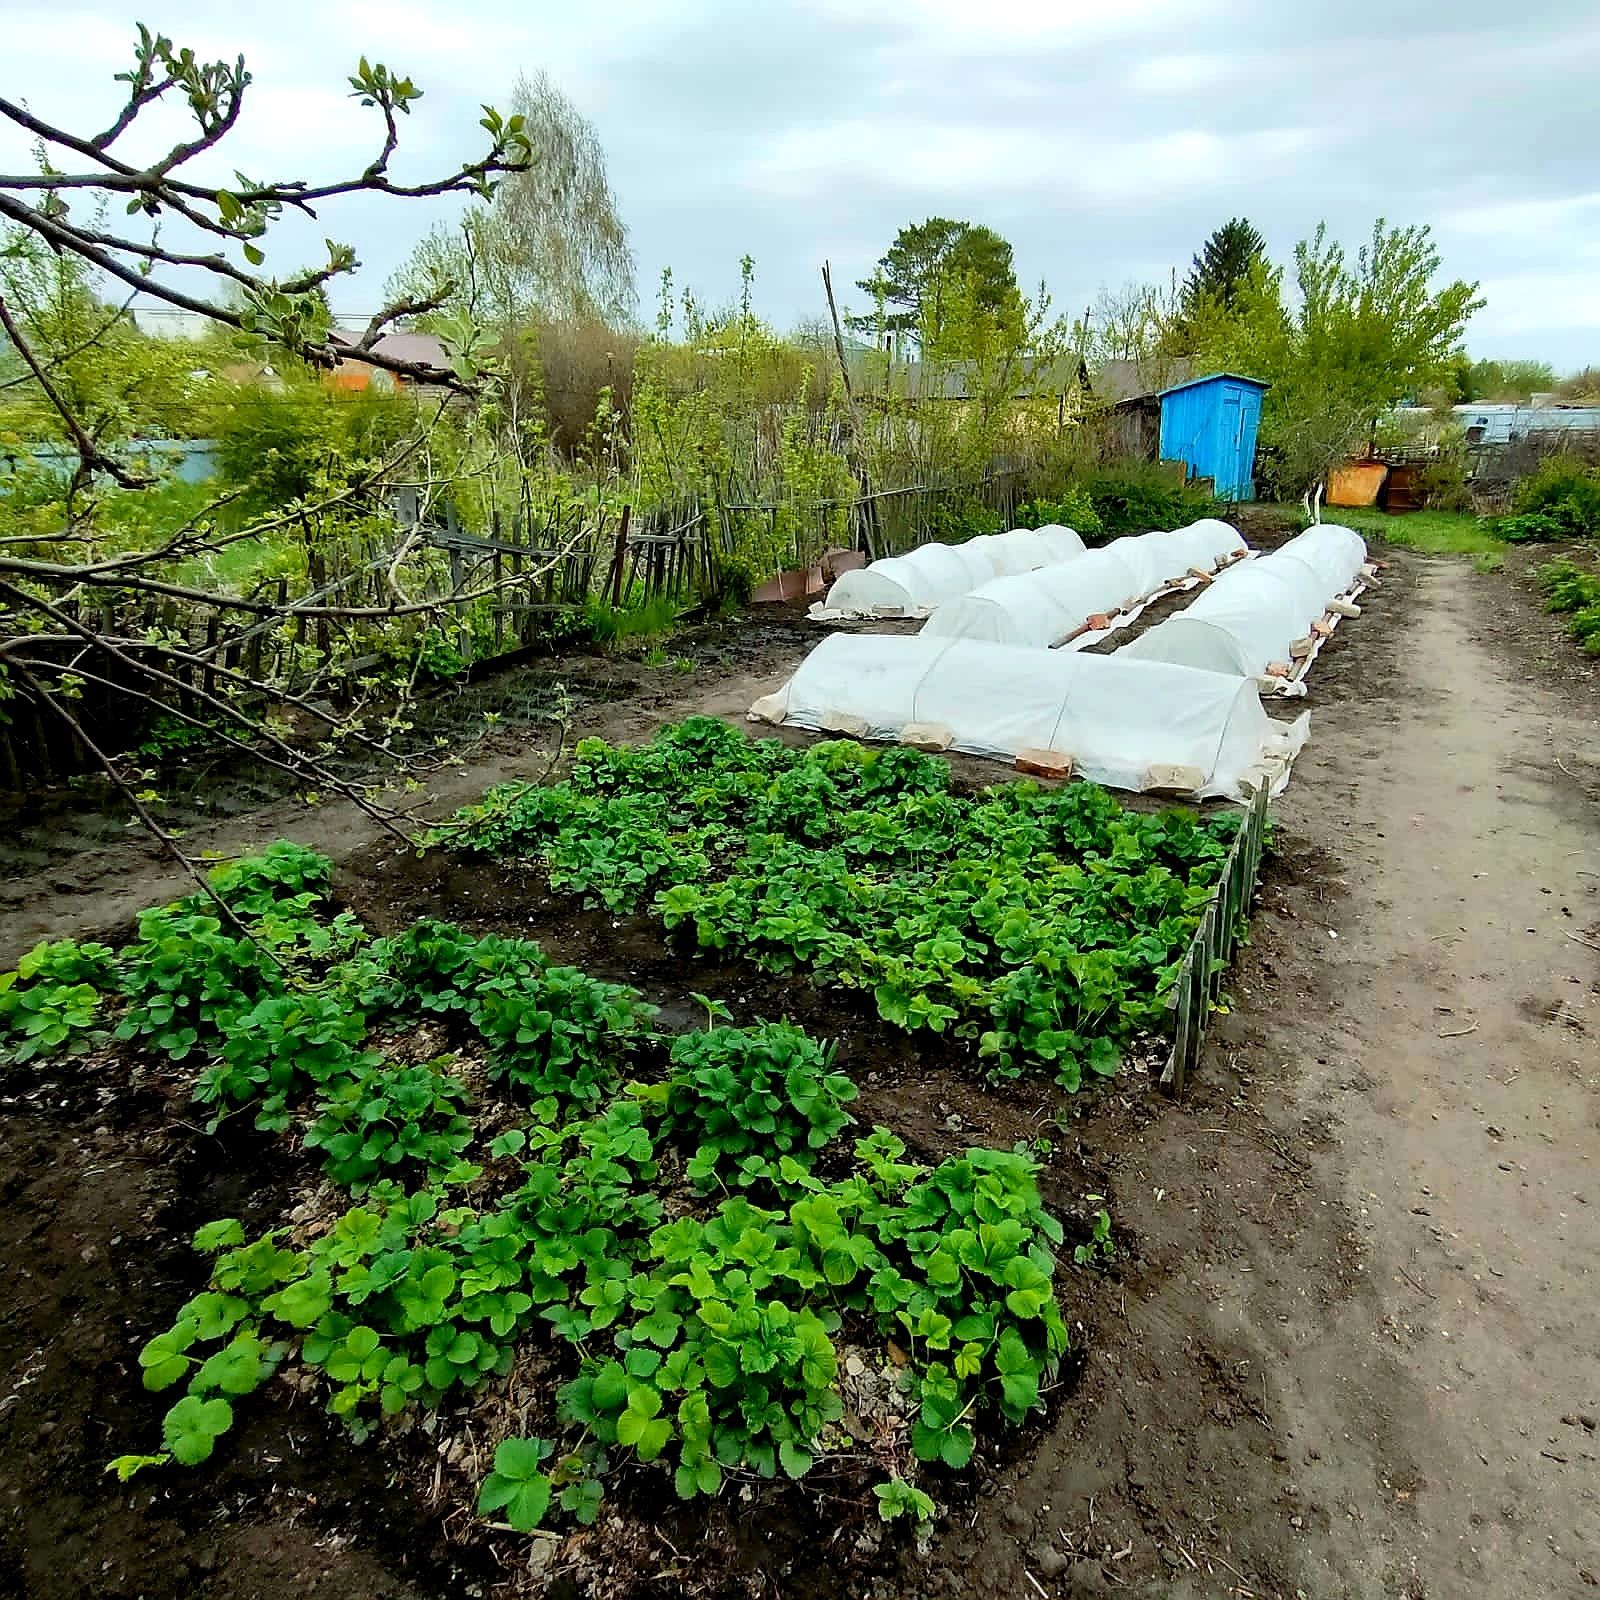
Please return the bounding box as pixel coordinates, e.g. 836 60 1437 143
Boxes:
3 529 1598 1600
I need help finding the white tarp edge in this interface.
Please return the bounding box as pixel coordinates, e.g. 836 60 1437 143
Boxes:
749 633 1310 802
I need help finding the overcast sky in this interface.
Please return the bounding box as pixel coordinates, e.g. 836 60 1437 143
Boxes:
5 0 1598 368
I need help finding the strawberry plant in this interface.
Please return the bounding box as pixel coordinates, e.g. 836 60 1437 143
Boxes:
642 1020 858 1194
70 831 1089 1546
477 1436 555 1531
302 1058 475 1189
437 721 1242 1086
0 937 116 1062
115 907 284 1061
193 992 379 1131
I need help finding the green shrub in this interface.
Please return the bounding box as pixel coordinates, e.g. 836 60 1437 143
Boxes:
926 498 1002 543
1077 462 1221 537
1507 455 1600 539
1497 510 1572 544
213 381 412 510
1014 490 1103 537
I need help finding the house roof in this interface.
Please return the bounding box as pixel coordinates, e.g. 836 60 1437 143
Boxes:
1092 357 1192 405
329 327 451 371
1158 370 1270 398
843 349 1089 401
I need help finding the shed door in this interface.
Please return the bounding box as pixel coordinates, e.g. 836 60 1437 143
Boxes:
1221 386 1244 495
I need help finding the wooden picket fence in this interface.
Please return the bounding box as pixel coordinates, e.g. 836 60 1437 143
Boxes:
0 468 1035 794
1159 783 1271 1096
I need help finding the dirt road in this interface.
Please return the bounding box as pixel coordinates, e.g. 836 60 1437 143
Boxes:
1258 555 1600 1599
925 549 1600 1600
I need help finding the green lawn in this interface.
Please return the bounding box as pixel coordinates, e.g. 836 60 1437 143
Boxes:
1318 506 1503 557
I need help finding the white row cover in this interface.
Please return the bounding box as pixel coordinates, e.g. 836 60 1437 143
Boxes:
920 519 1248 650
814 524 1087 618
1119 523 1367 681
749 632 1309 802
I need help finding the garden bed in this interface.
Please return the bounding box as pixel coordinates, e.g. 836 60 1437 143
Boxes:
0 719 1255 1599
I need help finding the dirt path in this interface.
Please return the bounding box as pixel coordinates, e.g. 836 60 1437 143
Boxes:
1264 555 1600 1598
923 550 1600 1600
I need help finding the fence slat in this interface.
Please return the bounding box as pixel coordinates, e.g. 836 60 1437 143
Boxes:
1160 789 1271 1096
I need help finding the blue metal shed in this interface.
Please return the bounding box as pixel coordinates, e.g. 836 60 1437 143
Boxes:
1158 372 1269 501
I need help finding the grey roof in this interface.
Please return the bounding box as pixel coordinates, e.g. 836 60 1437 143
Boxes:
330 327 450 370
1092 356 1192 404
844 349 1088 401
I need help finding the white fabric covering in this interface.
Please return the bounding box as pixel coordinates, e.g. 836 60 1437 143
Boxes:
816 525 1087 618
1160 518 1249 573
1031 523 1090 561
920 519 1247 651
1267 522 1366 595
923 545 1145 647
963 528 1054 577
750 633 1308 801
1121 523 1368 679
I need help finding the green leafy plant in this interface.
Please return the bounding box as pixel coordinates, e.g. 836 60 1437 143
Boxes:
440 721 1237 1088
1505 455 1600 540
302 1059 475 1188
477 1436 555 1531
643 1020 858 1193
193 992 379 1131
1537 557 1600 655
0 938 117 1062
1014 490 1102 538
874 1475 935 1524
1072 1199 1115 1265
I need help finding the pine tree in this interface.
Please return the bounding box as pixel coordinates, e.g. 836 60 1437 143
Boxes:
849 218 1021 350
1181 218 1268 317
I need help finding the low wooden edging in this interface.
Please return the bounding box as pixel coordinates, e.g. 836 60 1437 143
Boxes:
1159 783 1271 1096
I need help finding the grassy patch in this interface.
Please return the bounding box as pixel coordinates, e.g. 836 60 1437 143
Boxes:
1316 507 1502 557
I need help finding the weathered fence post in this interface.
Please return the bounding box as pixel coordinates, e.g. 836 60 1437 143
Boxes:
608 505 632 608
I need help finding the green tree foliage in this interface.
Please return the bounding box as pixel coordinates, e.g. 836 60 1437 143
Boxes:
1182 219 1482 493
385 70 635 331
1180 217 1268 318
1451 357 1558 404
211 376 416 512
1294 220 1482 416
0 227 211 453
629 259 854 578
850 218 1023 352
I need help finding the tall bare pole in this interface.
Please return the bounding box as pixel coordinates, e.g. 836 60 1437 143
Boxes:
821 261 882 558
